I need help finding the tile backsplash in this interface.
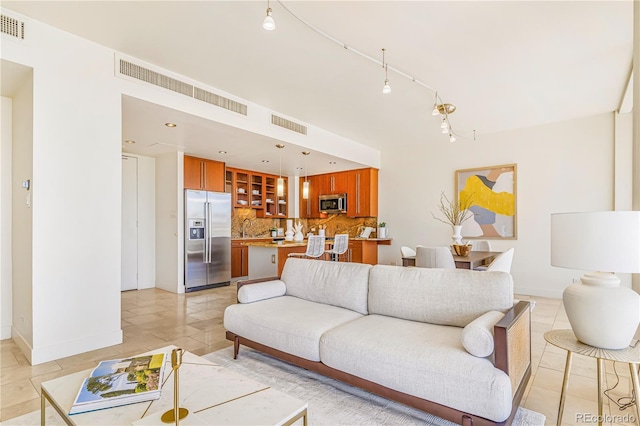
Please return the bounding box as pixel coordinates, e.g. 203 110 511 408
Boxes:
231 209 377 239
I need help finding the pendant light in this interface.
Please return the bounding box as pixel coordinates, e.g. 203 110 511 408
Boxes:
381 49 391 94
276 144 285 196
263 0 275 31
302 151 310 200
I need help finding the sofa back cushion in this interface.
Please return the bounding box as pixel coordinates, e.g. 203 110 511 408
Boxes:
368 265 513 327
281 258 372 315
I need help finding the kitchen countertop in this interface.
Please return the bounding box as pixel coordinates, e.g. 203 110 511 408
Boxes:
237 237 392 247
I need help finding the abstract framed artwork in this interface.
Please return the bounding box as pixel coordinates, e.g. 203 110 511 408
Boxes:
455 164 517 239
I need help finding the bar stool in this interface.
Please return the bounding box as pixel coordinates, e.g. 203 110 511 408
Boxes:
288 235 326 259
325 234 349 261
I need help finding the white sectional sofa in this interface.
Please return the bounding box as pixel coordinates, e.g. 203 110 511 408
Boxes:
224 258 531 426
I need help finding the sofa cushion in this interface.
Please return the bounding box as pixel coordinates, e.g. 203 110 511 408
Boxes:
281 258 372 315
461 311 505 358
319 314 512 422
368 265 513 327
237 280 286 304
224 295 362 361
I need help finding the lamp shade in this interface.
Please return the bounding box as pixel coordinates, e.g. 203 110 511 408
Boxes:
550 211 640 273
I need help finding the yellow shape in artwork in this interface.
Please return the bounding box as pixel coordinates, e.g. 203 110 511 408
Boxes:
460 175 514 216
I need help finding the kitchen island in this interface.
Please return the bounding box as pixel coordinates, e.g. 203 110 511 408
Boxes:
238 237 392 279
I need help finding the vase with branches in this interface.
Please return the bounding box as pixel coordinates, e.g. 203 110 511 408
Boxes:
432 191 474 245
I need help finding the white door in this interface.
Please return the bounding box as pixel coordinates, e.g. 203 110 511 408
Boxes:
121 155 138 291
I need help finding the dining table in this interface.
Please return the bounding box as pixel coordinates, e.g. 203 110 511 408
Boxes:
402 251 501 270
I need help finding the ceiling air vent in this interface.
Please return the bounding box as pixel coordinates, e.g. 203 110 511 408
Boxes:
119 59 193 97
271 114 307 135
1 14 25 40
194 87 247 116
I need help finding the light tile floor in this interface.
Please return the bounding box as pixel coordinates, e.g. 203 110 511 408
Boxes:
0 288 637 425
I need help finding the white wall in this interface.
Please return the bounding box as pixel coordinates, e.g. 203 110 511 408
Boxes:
2 11 123 364
1 97 13 340
122 153 156 289
155 152 183 293
378 113 616 299
10 71 33 356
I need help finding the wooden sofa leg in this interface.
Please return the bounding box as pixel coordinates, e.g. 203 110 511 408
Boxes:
461 415 473 426
233 336 240 359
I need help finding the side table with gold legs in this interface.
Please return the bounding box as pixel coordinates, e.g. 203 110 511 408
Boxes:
544 329 640 426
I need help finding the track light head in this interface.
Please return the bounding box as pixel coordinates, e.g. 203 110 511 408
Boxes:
382 80 391 94
263 7 275 30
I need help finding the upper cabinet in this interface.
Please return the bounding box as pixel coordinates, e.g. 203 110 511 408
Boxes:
300 168 378 218
320 172 348 195
347 168 378 218
227 167 288 218
184 155 225 192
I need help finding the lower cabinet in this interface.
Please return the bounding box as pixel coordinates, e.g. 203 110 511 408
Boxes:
348 240 379 265
231 242 248 278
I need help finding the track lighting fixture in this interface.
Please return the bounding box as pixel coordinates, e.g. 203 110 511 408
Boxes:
381 49 391 94
263 0 275 31
262 2 467 142
276 144 285 196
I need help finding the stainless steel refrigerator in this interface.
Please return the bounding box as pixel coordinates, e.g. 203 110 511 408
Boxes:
184 190 231 292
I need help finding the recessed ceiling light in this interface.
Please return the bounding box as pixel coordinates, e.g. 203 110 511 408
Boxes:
165 122 177 128
218 150 227 154
329 161 337 164
296 167 303 170
124 140 136 144
262 160 269 163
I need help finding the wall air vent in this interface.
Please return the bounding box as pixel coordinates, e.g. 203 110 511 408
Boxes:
194 87 247 116
116 57 248 116
119 59 193 97
1 14 25 40
271 114 307 135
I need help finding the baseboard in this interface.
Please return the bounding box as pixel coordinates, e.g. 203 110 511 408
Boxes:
514 286 562 300
29 329 123 365
11 327 33 364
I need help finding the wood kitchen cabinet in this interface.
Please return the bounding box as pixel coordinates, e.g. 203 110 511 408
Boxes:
347 168 378 218
184 155 225 192
231 241 248 278
320 171 348 195
227 167 287 217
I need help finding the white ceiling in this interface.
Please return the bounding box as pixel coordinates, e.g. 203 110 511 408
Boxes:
2 1 634 174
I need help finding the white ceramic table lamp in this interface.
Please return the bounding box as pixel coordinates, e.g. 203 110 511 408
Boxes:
550 211 640 350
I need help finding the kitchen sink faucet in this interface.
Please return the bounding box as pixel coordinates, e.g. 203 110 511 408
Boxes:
242 218 252 238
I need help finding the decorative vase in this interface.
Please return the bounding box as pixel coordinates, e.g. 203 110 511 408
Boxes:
293 220 304 242
451 225 463 245
285 219 294 241
378 227 387 238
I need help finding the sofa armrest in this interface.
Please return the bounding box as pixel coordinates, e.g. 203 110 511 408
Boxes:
494 300 532 398
236 278 285 304
236 276 280 292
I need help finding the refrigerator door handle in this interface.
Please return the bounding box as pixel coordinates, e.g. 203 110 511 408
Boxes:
204 201 210 263
207 201 213 263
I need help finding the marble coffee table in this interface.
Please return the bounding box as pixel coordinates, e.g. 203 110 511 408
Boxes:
41 346 307 425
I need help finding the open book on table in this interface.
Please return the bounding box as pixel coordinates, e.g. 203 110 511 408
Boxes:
69 351 167 415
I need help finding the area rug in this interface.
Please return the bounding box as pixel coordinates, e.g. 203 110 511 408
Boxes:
6 346 545 426
204 346 544 426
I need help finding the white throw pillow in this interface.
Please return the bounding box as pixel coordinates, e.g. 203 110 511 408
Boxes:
237 280 286 304
461 311 505 358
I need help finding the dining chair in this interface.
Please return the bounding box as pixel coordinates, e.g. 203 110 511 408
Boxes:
472 240 492 252
400 246 416 258
415 246 456 269
324 233 349 261
288 235 326 259
485 248 515 273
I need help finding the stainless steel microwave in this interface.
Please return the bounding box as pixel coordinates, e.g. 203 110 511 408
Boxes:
319 194 347 214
